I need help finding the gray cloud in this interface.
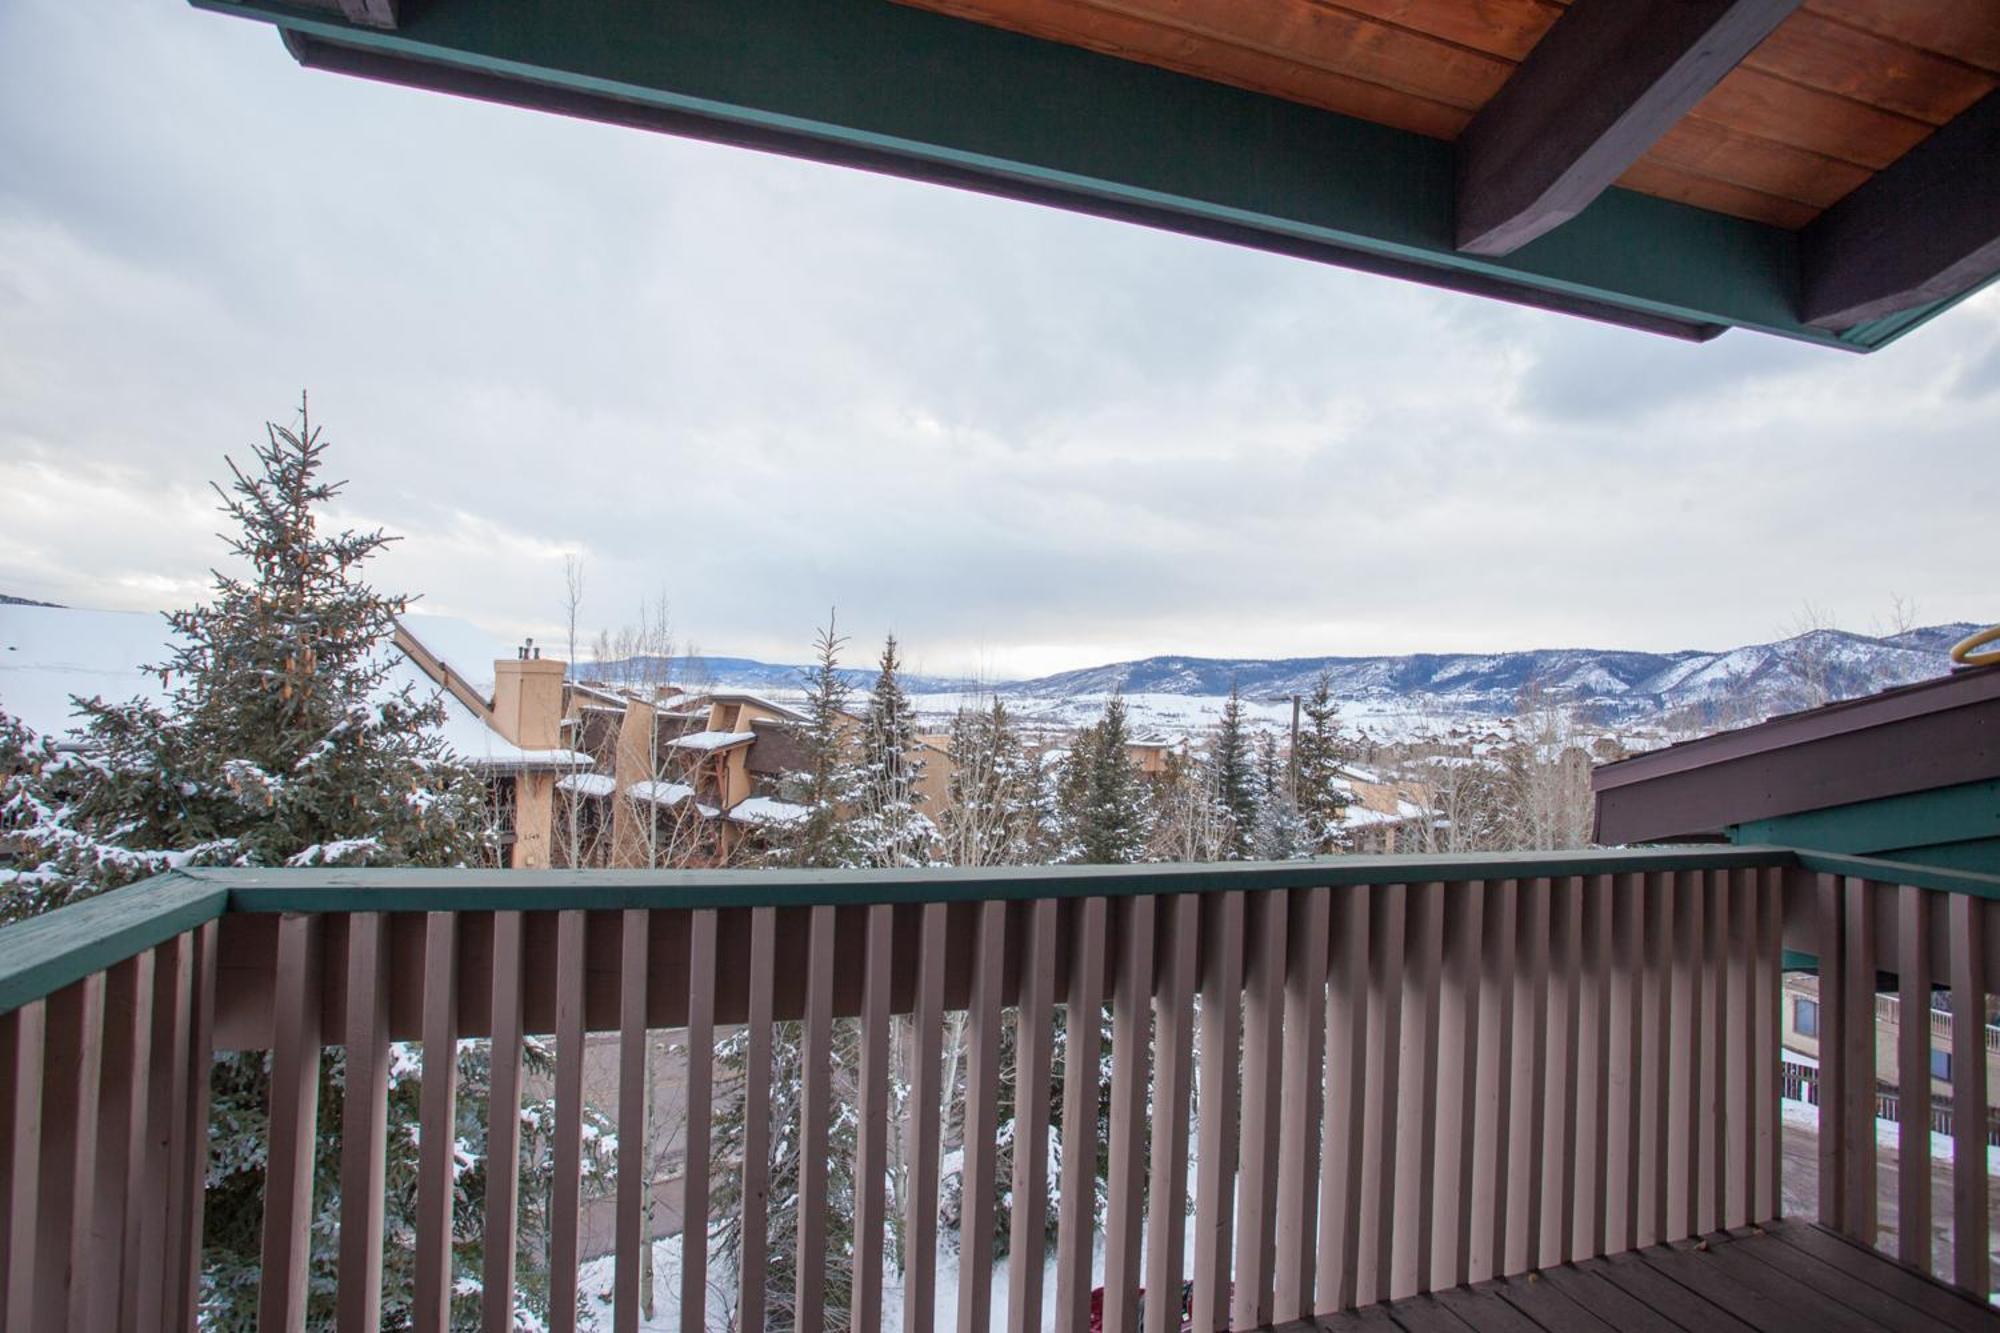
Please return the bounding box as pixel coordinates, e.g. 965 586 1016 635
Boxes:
2 0 1995 676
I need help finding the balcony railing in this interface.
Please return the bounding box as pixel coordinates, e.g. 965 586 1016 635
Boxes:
1 847 1996 1331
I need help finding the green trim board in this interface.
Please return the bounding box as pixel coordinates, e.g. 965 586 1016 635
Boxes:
13 847 2000 1015
185 0 1964 352
1732 779 2000 875
0 873 228 1016
191 844 1789 914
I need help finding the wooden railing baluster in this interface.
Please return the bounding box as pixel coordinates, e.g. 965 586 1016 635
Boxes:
1054 895 1107 1333
1548 877 1581 1266
1665 872 1695 1243
3 996 45 1332
796 904 836 1333
1319 882 1372 1309
340 912 392 1333
1516 878 1549 1274
481 911 526 1333
1439 881 1484 1289
1816 872 1847 1233
415 911 461 1333
549 910 587 1333
1144 892 1198 1333
1396 880 1444 1298
1754 869 1781 1224
682 908 717 1333
1896 883 1934 1272
1949 890 1989 1295
1724 869 1753 1232
1842 878 1880 1249
1104 894 1157 1333
853 903 893 1333
1191 891 1243 1333
1583 874 1613 1257
94 951 153 1332
614 909 650 1333
1006 897 1058 1333
1232 889 1286 1330
904 901 946 1333
259 915 321 1333
1274 885 1329 1320
739 907 776 1333
1475 879 1517 1283
956 899 1006 1333
1362 881 1407 1303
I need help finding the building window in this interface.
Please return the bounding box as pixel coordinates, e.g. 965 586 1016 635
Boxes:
1932 1048 1953 1084
1795 997 1820 1038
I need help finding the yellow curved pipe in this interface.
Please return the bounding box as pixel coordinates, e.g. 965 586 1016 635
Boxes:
1952 625 2000 668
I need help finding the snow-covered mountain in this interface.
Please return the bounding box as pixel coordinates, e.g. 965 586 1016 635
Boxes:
992 624 1979 723
619 624 1981 729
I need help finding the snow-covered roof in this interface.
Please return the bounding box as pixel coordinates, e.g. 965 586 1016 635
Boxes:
626 779 696 808
668 730 756 753
709 692 808 721
0 603 587 773
727 796 808 827
556 772 618 797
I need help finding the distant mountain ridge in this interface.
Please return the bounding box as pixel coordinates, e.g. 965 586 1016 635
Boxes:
604 622 1982 724
992 623 1978 722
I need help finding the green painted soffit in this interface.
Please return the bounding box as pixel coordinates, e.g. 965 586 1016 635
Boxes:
189 0 1965 352
1732 780 2000 873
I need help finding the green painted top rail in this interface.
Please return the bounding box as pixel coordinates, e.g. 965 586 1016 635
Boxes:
9 845 2000 1017
0 874 228 1015
1795 849 2000 903
191 845 1788 914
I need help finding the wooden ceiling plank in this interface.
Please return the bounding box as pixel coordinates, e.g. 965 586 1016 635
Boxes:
1641 116 1871 210
1743 11 1996 126
1801 87 2000 327
1305 0 1563 63
1801 0 2000 76
896 0 1471 137
1073 0 1513 110
1617 158 1821 229
1455 0 1802 255
1687 68 1932 170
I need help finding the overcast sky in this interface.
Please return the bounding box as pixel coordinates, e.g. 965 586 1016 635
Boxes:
2 0 1995 680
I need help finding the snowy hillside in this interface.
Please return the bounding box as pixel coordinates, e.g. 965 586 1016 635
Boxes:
990 624 1979 724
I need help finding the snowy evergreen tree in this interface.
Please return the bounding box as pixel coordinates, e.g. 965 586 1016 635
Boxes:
0 400 610 1329
765 612 864 869
1145 747 1230 863
1249 730 1311 861
1054 697 1151 864
1293 671 1355 853
852 634 938 867
938 697 1037 867
1208 683 1256 858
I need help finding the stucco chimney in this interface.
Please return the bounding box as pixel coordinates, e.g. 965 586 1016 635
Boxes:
491 656 566 750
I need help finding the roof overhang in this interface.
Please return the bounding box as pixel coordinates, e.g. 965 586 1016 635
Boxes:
1593 666 2000 844
189 0 2000 352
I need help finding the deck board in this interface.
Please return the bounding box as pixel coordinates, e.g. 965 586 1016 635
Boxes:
1315 1222 2000 1332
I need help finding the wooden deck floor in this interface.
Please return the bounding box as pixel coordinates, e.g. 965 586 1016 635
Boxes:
1313 1219 2000 1332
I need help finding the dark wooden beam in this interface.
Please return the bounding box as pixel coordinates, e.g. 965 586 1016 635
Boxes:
1455 0 1800 257
1801 89 2000 330
335 0 395 30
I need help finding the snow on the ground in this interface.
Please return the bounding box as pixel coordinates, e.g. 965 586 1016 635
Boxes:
578 1215 1200 1332
1782 1092 2000 1175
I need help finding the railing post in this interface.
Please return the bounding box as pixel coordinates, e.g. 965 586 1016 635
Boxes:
3 998 46 1332
1948 890 1989 1295
259 912 324 1333
1895 885 1934 1274
1812 872 1846 1233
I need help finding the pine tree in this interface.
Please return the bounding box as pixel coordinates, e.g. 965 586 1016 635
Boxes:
0 400 596 1329
1209 682 1256 858
938 697 1036 867
1145 747 1230 863
1249 730 1311 860
853 635 938 867
1293 671 1355 853
767 611 864 869
1055 696 1151 864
